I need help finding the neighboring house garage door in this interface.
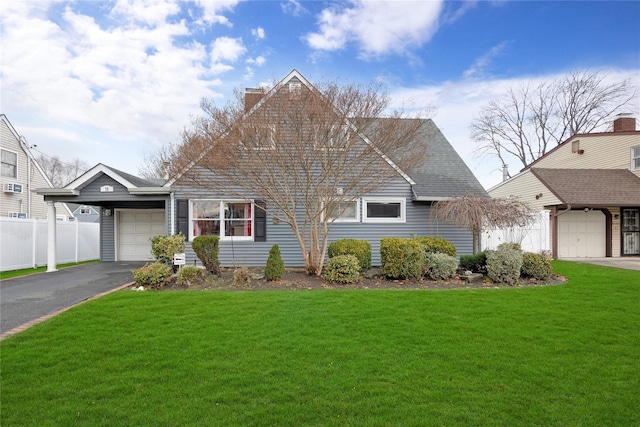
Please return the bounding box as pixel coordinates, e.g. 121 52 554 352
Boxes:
558 210 606 258
118 209 166 261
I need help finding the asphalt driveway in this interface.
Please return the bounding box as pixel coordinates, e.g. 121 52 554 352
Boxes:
0 262 145 337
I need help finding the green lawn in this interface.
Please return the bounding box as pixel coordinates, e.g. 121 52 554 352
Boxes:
1 261 638 426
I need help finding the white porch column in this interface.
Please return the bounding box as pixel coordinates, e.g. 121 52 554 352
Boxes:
47 201 58 272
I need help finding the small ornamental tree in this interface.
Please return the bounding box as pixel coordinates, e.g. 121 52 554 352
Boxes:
264 244 285 281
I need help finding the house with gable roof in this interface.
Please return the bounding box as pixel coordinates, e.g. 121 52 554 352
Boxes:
488 115 640 258
1 114 72 220
39 70 487 267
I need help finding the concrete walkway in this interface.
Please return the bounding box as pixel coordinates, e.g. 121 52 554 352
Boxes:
560 257 640 271
0 261 145 338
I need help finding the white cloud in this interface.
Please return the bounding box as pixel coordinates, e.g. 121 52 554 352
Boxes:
252 26 265 40
305 0 443 58
193 0 239 26
463 42 509 79
110 0 182 26
281 0 308 17
210 36 246 63
247 56 266 66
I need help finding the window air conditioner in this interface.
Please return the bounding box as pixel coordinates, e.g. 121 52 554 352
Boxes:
3 183 23 193
8 212 27 218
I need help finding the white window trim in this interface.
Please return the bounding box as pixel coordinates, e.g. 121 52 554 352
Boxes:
1 148 18 179
631 145 640 171
362 197 406 223
322 198 361 223
190 199 254 242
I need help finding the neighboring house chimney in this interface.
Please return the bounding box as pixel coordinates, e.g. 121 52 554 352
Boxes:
613 115 636 132
245 88 265 112
502 164 509 182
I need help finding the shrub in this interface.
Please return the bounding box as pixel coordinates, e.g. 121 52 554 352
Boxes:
264 244 285 281
459 251 488 274
380 237 425 279
192 235 220 275
132 262 172 287
176 265 204 287
497 242 523 252
415 236 457 257
424 252 458 281
486 249 523 285
521 252 553 281
150 234 186 264
233 266 251 286
322 255 360 284
328 239 372 271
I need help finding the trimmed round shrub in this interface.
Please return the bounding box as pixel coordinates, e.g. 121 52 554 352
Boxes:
322 255 360 284
459 251 488 274
415 236 457 257
150 234 186 264
264 244 285 281
132 262 172 287
486 249 523 285
497 242 522 252
380 237 425 279
328 238 372 271
176 265 204 287
424 252 458 281
192 235 220 275
521 252 553 281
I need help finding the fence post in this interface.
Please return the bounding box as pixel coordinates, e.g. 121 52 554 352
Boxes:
31 217 37 269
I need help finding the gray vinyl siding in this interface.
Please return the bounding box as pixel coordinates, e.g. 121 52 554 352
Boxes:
75 175 132 202
101 212 115 261
173 178 473 268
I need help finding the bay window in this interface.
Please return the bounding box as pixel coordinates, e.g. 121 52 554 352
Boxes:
191 200 253 240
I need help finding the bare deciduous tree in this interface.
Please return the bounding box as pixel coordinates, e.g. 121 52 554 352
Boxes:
138 143 175 180
471 70 638 176
35 154 89 187
171 79 430 275
432 194 533 253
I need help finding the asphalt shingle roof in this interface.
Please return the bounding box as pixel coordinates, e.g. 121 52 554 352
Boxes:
531 168 640 207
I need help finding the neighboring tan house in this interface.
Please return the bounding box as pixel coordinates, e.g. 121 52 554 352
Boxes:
489 116 640 258
39 70 488 265
1 114 72 220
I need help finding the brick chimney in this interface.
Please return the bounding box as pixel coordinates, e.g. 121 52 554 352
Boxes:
244 88 265 112
613 115 636 132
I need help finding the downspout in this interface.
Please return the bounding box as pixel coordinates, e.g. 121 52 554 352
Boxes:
170 191 175 235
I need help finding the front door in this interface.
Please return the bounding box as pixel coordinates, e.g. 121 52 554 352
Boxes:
621 208 640 256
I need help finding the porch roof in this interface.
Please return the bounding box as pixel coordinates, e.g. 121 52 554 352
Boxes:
531 168 640 207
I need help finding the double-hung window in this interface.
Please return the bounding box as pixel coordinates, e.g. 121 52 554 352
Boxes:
632 146 640 171
1 149 17 178
191 200 253 241
362 198 406 223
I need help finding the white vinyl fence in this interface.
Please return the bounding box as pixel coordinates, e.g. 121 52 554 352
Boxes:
0 217 100 272
481 210 550 254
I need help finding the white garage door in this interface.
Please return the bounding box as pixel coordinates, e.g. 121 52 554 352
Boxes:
558 210 606 258
118 209 166 261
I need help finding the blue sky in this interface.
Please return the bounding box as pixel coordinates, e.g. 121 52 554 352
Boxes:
2 0 638 189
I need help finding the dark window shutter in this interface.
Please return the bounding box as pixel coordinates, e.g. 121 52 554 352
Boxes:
254 200 267 242
177 199 189 238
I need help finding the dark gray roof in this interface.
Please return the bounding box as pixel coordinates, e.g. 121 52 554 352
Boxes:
104 165 165 187
382 119 487 200
531 168 640 207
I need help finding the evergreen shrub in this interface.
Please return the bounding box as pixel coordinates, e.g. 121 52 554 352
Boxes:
264 244 285 281
415 236 457 257
150 234 186 264
423 252 458 281
521 252 553 281
132 262 172 287
459 251 488 274
192 235 220 275
327 239 372 270
486 249 523 285
176 265 204 287
380 237 425 279
322 255 360 284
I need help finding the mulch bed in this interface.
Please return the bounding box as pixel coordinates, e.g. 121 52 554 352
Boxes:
134 267 567 291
